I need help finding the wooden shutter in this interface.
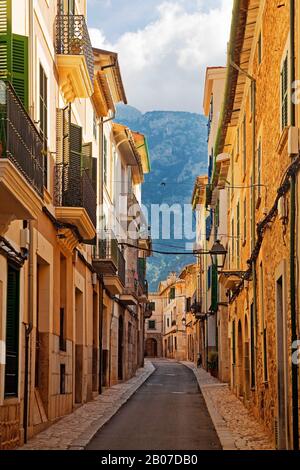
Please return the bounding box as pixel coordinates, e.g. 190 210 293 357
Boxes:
12 34 28 109
82 142 97 190
0 0 12 80
0 1 28 109
5 265 20 398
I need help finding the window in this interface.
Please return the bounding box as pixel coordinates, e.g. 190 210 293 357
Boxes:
258 31 262 65
103 135 108 186
60 308 66 352
60 364 66 395
243 197 247 244
243 115 247 174
148 320 156 330
39 64 48 187
169 287 175 302
186 297 191 312
167 318 170 328
250 303 256 388
257 138 262 198
236 202 240 268
174 336 177 351
231 152 235 199
281 53 289 130
5 265 20 398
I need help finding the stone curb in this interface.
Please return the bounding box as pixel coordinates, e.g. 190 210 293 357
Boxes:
68 361 155 450
181 362 237 451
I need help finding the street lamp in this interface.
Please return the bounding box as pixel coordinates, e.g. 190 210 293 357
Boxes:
209 240 227 270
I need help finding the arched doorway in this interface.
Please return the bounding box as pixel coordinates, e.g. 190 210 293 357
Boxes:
118 316 124 381
244 316 250 400
145 338 158 357
237 321 243 398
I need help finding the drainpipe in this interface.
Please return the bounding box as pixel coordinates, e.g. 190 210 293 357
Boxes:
289 0 299 450
23 221 34 444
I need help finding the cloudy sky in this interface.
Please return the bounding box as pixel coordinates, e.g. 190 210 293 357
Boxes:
88 0 233 113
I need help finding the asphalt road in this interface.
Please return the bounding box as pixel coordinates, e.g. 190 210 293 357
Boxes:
86 360 222 450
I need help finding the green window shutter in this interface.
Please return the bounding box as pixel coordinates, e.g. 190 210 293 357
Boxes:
82 142 97 190
211 264 218 313
5 265 20 398
64 123 82 206
12 34 28 109
0 0 12 80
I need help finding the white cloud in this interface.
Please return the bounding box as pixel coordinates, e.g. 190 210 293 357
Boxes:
89 0 233 113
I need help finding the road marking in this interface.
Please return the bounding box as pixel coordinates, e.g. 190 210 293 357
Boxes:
172 391 186 394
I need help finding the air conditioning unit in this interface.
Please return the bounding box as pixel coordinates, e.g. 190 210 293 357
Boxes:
20 228 30 249
288 126 299 156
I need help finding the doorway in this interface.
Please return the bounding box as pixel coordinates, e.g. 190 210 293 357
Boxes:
145 338 158 357
75 288 84 404
118 316 124 381
244 316 250 401
237 321 243 398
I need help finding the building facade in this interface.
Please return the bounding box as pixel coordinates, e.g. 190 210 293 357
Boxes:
203 0 300 450
192 66 230 379
144 293 163 358
0 0 151 449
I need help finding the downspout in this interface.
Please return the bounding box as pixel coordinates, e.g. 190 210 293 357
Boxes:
289 0 299 450
23 221 34 444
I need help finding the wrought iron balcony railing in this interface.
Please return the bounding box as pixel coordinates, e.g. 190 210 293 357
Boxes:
93 231 126 284
55 164 96 227
0 81 44 197
55 15 94 85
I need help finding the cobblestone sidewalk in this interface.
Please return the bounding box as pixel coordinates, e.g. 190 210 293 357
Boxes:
182 362 274 450
20 360 155 450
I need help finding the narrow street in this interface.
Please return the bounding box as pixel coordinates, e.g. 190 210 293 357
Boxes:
86 361 221 451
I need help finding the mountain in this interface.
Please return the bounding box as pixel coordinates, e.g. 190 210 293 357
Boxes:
115 104 208 291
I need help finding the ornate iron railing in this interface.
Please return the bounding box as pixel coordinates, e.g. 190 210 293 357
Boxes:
94 230 118 262
55 15 94 85
55 163 96 227
0 80 44 197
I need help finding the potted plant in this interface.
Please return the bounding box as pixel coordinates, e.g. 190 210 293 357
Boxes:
208 351 218 378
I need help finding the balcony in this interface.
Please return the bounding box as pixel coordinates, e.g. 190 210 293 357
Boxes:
120 269 139 306
0 81 44 234
54 164 96 243
93 232 125 295
55 15 94 103
144 301 155 319
137 258 148 302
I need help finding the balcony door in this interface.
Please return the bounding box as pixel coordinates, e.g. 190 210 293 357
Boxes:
58 0 75 15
